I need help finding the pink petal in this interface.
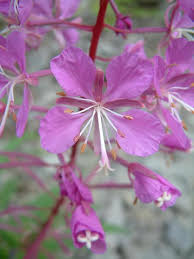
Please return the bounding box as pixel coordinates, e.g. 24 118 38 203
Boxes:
161 133 191 151
166 38 194 73
61 27 80 46
153 55 167 97
32 0 53 18
58 0 81 18
17 0 33 25
16 84 32 137
160 105 189 149
124 40 146 58
39 106 91 153
104 51 153 101
7 31 26 72
109 109 164 156
50 47 96 99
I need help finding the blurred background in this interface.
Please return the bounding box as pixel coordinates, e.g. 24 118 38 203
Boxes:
0 0 193 258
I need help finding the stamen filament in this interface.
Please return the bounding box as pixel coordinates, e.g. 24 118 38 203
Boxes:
101 109 117 132
71 105 96 115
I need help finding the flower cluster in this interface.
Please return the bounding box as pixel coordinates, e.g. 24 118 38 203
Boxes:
0 0 193 256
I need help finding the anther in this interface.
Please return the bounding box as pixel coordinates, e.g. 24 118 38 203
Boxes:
56 91 66 96
111 148 117 160
170 102 176 108
191 83 194 87
12 112 17 122
133 196 138 205
116 140 121 149
123 115 134 120
64 108 73 113
118 129 125 138
80 143 87 153
182 121 188 131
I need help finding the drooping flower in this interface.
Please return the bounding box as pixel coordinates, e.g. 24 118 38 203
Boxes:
129 163 181 210
56 167 93 205
71 205 106 253
0 31 37 137
39 46 164 171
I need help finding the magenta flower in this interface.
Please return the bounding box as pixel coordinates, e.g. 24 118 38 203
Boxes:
0 0 33 25
39 46 164 171
0 31 37 137
152 38 194 147
71 205 106 253
25 0 81 49
129 163 181 210
164 3 194 41
56 167 93 205
114 14 132 38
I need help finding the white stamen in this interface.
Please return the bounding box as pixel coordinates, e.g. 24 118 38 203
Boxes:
103 107 124 118
101 113 112 151
97 108 113 172
68 96 97 104
79 110 95 137
101 109 117 132
0 82 15 135
77 230 99 250
156 191 172 207
83 110 96 144
71 105 96 115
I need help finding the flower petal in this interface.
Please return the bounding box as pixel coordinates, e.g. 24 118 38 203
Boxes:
58 0 81 18
17 0 33 25
16 84 32 137
7 31 26 72
104 51 153 101
50 47 96 99
39 106 91 153
160 105 189 149
108 109 164 156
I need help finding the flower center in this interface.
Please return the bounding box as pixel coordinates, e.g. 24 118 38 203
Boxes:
77 230 99 249
156 191 172 208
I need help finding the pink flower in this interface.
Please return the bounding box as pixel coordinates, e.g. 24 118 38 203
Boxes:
25 0 81 49
71 205 106 253
129 163 181 210
39 46 164 171
152 38 194 148
0 31 37 137
0 0 33 25
56 167 93 205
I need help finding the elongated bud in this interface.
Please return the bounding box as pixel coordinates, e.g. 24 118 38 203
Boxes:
93 69 104 102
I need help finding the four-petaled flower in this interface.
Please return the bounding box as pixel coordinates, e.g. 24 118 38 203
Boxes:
39 46 164 171
129 163 181 210
71 205 106 253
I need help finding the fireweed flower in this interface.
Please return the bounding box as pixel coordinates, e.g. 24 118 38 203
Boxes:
39 46 164 171
0 31 37 137
71 205 106 253
56 167 93 205
152 38 194 147
129 163 181 210
164 3 194 41
25 0 81 49
0 0 33 25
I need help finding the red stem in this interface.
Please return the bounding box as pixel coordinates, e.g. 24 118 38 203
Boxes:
27 19 93 32
89 0 110 61
23 197 64 259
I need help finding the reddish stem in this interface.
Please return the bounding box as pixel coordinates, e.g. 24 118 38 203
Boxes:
89 182 133 189
23 197 64 259
27 19 93 32
105 24 168 34
89 0 110 61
